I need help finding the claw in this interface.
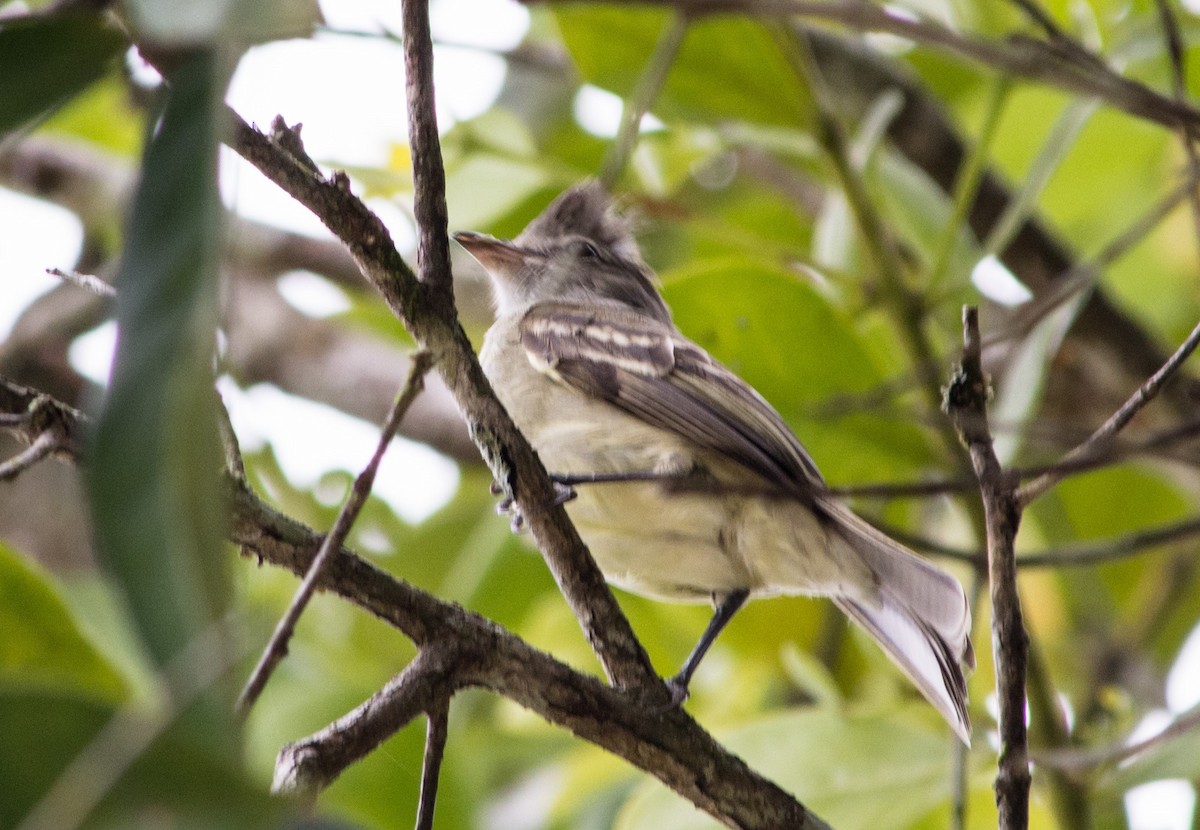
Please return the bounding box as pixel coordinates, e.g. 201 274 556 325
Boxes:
550 479 577 506
645 674 691 715
495 495 515 515
663 675 691 709
510 512 525 532
489 480 504 496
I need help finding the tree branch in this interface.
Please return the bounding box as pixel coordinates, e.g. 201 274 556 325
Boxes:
0 429 59 481
235 352 434 716
1018 316 1200 505
944 307 1030 830
0 375 832 828
228 111 660 693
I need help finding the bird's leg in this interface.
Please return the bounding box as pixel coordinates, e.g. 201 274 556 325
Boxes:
664 588 750 706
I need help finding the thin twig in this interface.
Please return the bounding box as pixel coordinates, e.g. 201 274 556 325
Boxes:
599 11 689 188
0 430 58 481
1034 705 1200 774
945 307 1030 830
273 648 458 796
236 352 434 716
883 514 1200 570
45 267 116 298
1018 516 1200 568
416 698 450 830
1018 317 1200 505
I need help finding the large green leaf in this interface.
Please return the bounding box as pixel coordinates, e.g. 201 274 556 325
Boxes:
554 7 811 128
0 12 127 136
0 691 287 830
0 544 126 703
87 52 229 671
0 691 112 828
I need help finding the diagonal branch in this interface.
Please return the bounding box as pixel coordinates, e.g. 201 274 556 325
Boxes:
0 429 59 481
1018 317 1200 505
0 375 832 829
227 112 660 694
235 352 435 716
394 0 661 694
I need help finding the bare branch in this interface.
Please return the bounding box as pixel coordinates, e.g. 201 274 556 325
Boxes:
396 0 660 693
45 267 116 298
0 377 833 828
944 307 1030 830
1018 317 1200 504
0 429 59 481
273 649 459 796
236 352 434 716
893 515 1200 571
1034 705 1200 774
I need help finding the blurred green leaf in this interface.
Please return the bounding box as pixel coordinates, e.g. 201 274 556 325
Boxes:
42 73 144 157
86 47 230 688
0 12 127 136
0 544 126 703
0 691 112 828
555 8 811 128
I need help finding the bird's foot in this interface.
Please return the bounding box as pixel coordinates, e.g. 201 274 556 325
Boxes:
547 476 577 506
655 674 691 713
491 477 577 533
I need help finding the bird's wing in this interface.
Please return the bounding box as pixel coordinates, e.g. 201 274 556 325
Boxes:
519 301 824 495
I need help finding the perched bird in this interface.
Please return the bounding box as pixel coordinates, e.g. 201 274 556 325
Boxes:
455 183 974 743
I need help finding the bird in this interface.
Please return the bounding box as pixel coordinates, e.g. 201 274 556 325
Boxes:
454 182 974 743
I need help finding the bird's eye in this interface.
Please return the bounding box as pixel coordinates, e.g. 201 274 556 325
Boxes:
577 241 601 259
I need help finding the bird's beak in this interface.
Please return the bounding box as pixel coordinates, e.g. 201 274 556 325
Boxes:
453 231 532 280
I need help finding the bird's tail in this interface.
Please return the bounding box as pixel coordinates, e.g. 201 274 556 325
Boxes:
821 500 974 745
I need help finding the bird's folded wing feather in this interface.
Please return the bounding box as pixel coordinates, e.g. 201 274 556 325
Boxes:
519 301 824 495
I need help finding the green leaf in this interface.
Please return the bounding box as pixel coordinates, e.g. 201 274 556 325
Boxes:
0 544 126 703
87 51 229 670
616 707 961 830
555 8 811 127
0 691 112 828
0 12 127 136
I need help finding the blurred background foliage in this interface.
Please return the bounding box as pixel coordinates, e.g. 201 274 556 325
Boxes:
3 0 1200 828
